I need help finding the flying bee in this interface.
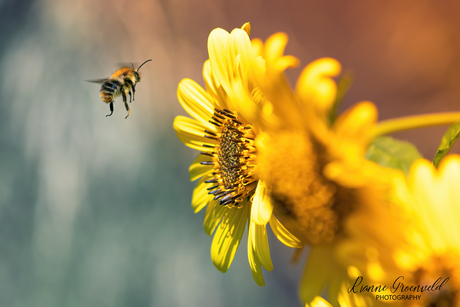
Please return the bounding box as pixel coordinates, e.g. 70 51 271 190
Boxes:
88 59 152 119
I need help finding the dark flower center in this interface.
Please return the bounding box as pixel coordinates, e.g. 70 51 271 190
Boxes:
201 108 257 208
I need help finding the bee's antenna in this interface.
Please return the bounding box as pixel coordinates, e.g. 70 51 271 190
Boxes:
131 62 134 70
137 59 152 71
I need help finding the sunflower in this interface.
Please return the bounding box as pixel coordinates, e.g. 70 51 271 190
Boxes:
227 31 398 305
173 23 301 287
341 155 460 306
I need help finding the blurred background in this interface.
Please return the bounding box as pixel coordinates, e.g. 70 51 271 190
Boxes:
1 0 460 306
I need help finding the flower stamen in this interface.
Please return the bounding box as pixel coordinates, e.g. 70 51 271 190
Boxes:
202 108 257 208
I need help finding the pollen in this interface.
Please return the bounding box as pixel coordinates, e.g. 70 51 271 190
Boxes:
201 108 258 208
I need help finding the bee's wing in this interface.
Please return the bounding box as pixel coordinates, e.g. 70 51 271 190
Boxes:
86 78 109 84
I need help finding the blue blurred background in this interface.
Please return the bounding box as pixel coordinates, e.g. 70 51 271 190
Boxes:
1 0 460 306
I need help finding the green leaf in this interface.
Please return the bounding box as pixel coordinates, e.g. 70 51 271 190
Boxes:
366 136 422 175
328 71 354 126
433 122 460 168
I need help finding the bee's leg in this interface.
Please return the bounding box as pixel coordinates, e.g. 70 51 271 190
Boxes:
131 85 136 101
106 102 114 117
122 91 130 119
126 79 134 102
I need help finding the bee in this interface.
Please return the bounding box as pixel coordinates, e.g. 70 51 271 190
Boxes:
88 59 152 119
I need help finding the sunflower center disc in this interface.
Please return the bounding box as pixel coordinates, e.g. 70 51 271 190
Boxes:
206 109 258 208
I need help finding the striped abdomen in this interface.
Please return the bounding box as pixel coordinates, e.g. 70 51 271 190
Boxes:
100 79 122 103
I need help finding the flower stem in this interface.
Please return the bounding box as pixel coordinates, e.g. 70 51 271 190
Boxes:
372 112 460 138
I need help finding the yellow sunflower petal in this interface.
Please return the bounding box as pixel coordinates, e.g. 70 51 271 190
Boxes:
203 60 227 110
241 22 251 36
439 155 460 247
250 181 273 225
269 215 302 248
178 78 214 124
189 153 213 182
251 38 263 58
192 174 214 213
208 28 231 94
222 47 251 114
211 205 248 272
203 199 227 236
228 79 257 129
333 101 377 143
265 33 287 64
300 244 337 304
295 57 341 115
249 257 265 286
307 297 333 307
410 159 447 251
264 32 299 72
252 33 302 130
173 116 217 151
337 281 372 307
250 220 273 271
323 161 369 188
247 220 265 287
227 28 252 82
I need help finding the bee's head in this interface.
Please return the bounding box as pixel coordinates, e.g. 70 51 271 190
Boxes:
134 71 141 82
135 59 152 80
